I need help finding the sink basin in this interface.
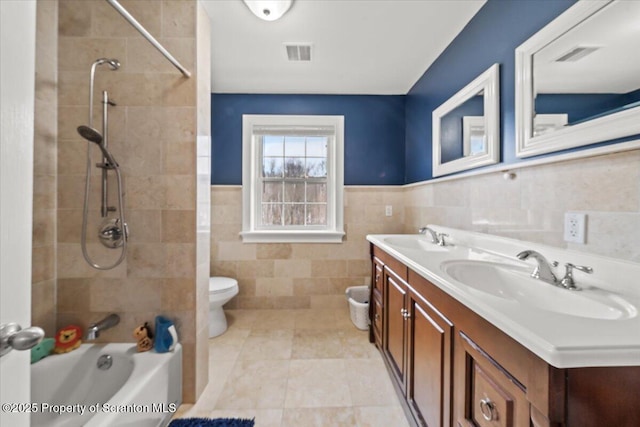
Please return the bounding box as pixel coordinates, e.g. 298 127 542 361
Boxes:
441 260 637 320
383 236 450 252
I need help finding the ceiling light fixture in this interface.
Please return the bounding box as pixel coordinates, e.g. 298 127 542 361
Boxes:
242 0 293 22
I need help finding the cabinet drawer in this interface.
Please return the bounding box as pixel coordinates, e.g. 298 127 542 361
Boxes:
458 332 529 427
472 364 514 427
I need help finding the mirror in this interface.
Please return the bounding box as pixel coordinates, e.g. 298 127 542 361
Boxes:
432 63 500 177
515 0 640 158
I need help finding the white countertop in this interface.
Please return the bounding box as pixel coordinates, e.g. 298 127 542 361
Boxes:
367 226 640 369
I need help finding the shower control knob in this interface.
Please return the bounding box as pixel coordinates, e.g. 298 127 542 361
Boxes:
0 323 45 357
99 218 127 248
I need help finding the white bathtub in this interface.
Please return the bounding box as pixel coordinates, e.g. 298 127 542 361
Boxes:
31 343 182 427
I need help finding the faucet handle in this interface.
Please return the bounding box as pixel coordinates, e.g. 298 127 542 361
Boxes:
437 233 449 246
560 263 593 290
566 263 593 274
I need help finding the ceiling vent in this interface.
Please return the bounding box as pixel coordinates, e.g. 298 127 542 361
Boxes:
285 44 312 61
554 46 600 62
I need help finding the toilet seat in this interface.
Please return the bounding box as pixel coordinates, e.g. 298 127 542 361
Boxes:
209 277 238 295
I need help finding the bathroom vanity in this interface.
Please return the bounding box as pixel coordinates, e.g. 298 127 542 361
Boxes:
367 228 640 427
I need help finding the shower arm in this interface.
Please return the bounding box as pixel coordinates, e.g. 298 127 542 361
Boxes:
105 0 191 78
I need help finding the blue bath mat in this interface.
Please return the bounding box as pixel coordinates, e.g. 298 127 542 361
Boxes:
168 418 254 427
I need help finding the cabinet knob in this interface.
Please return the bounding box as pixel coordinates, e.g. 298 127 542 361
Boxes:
376 274 380 282
479 398 497 421
374 313 380 321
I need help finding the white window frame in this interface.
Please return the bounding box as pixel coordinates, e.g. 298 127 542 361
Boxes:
241 114 345 243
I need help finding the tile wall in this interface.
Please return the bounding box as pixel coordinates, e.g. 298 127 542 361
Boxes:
404 150 640 263
48 0 204 403
32 0 59 337
210 187 405 309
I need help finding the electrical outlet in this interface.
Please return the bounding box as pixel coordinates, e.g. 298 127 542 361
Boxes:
385 205 393 217
564 212 587 244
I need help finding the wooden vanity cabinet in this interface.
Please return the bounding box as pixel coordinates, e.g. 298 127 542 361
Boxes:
369 244 640 427
373 245 453 427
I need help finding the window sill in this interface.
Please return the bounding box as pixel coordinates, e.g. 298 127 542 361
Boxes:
239 230 345 244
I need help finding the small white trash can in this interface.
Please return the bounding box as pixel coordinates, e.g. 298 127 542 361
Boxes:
345 286 370 330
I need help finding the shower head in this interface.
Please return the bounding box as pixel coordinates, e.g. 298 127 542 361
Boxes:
77 125 118 167
77 125 103 144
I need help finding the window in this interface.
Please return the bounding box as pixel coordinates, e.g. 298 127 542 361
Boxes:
241 115 345 243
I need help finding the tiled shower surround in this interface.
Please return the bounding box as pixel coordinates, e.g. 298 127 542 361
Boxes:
30 0 211 403
212 149 640 310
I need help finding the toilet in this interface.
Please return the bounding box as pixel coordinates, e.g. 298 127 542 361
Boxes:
208 276 239 337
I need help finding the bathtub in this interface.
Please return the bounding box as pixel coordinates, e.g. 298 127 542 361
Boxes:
31 343 182 427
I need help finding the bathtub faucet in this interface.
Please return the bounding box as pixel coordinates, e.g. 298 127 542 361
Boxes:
85 314 120 340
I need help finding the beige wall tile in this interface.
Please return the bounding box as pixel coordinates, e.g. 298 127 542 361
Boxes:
57 278 90 312
256 244 293 260
58 0 91 37
162 0 196 38
236 260 274 279
256 278 293 297
32 280 57 336
92 0 162 38
162 210 196 242
274 259 311 278
33 209 56 247
32 245 55 284
127 243 167 278
166 243 196 278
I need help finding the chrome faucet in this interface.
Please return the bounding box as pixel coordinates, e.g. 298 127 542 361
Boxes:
418 227 448 246
85 313 120 340
516 250 559 285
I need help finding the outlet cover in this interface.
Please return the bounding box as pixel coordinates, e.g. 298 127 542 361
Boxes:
564 212 587 244
385 205 393 216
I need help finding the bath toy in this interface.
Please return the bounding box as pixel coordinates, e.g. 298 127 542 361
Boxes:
133 322 154 352
53 325 83 354
31 337 55 363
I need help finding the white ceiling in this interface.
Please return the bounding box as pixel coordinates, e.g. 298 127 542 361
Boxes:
201 0 486 95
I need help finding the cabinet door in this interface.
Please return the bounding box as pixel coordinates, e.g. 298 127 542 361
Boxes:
407 289 453 427
384 271 407 389
371 257 384 347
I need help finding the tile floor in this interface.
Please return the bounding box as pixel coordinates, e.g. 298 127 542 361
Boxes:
173 308 411 427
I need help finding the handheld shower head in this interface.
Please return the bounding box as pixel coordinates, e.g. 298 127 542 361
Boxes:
77 125 103 144
77 125 118 167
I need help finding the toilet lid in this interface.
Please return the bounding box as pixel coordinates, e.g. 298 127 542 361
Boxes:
209 276 238 295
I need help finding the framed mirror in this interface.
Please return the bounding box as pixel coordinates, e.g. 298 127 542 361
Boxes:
515 0 640 158
432 63 500 177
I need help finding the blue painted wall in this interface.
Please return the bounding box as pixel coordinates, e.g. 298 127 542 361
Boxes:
404 0 576 183
211 94 405 185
